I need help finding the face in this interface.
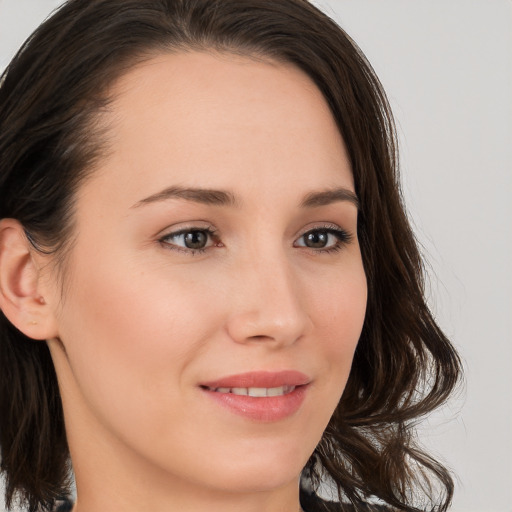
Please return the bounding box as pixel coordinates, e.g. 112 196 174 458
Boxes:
44 52 367 502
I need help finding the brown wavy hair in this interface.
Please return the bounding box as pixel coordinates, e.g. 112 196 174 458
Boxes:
0 1 461 511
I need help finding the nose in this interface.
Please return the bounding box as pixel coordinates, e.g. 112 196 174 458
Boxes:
225 252 312 347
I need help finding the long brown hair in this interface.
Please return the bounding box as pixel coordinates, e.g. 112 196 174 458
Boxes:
0 1 461 511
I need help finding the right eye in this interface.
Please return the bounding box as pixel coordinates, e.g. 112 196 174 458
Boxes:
159 228 220 254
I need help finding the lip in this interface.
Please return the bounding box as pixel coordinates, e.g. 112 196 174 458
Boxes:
200 370 310 422
200 370 310 389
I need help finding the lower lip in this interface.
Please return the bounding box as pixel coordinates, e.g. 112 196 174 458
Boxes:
201 385 308 422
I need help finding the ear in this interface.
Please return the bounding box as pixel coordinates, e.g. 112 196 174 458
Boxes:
0 219 59 340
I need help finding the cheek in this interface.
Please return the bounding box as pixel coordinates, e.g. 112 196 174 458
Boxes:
307 262 367 391
53 252 223 427
310 257 367 337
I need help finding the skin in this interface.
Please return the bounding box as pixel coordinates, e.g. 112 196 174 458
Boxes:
1 52 367 512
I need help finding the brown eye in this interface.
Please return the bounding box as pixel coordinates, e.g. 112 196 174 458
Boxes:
294 227 351 252
160 228 217 253
183 230 208 249
303 230 329 248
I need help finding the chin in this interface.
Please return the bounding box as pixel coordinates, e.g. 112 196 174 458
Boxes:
207 465 302 495
198 440 312 493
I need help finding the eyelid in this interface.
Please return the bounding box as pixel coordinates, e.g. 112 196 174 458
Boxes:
293 223 353 252
295 222 345 237
156 221 353 255
157 223 220 254
157 221 217 238
295 222 353 242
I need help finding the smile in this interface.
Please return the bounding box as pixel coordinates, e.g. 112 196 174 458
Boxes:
204 385 296 397
200 371 310 421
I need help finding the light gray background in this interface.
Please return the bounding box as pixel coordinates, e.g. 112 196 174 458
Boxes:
1 1 511 511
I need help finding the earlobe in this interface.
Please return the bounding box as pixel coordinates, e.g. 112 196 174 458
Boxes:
0 219 58 340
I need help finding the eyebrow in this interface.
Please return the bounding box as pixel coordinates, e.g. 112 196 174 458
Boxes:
300 188 359 209
132 186 239 208
132 185 358 209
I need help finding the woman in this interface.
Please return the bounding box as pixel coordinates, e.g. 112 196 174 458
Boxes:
0 1 461 511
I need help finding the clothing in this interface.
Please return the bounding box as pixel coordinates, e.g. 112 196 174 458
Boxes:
54 500 73 512
300 488 391 512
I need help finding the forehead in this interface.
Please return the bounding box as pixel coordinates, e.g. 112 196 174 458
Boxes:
79 51 353 207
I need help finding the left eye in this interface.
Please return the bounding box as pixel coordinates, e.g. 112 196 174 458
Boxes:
160 229 216 251
294 228 349 250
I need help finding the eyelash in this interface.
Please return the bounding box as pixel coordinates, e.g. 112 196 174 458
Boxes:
295 225 353 254
158 224 352 255
159 227 220 255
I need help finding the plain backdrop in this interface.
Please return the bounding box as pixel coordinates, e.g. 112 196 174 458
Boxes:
1 1 511 511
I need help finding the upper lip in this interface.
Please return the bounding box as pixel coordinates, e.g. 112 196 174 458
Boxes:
200 370 310 389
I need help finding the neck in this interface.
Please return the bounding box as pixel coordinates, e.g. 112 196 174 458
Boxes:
71 463 303 512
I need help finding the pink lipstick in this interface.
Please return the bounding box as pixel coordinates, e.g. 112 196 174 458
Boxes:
200 370 310 422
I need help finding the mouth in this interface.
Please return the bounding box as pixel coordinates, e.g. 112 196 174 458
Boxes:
201 385 297 397
199 371 310 422
200 369 310 390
